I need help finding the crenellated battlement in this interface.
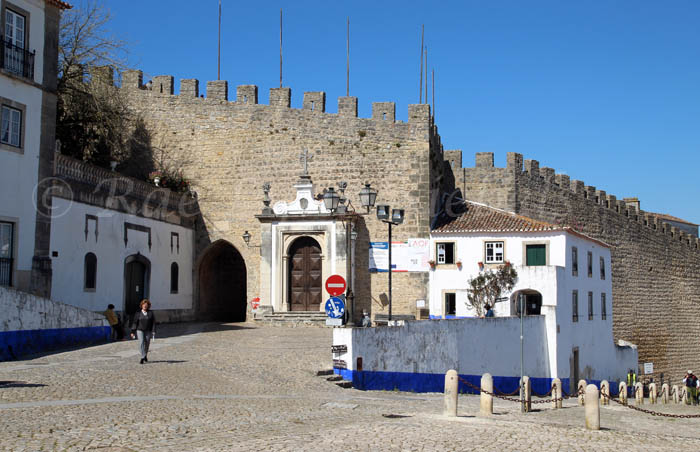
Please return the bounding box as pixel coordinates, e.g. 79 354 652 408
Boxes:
109 68 432 126
465 151 699 249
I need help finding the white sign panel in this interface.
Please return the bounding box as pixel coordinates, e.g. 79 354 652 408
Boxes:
643 362 653 375
369 239 430 272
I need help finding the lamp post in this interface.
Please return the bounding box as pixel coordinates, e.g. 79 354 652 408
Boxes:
520 292 525 413
376 204 404 321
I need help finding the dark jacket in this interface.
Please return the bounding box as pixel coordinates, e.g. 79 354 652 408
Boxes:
131 310 156 334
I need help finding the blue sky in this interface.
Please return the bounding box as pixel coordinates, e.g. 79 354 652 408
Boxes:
100 0 700 224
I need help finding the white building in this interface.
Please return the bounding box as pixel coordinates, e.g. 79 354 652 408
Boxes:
0 0 70 295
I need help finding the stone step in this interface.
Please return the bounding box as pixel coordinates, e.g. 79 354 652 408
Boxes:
254 311 328 324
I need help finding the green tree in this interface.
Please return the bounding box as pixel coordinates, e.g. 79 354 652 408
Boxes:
466 262 518 316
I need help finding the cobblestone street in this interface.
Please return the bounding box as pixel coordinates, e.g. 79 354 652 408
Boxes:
1 323 699 451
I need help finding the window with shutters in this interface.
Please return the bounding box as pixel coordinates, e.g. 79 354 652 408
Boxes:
436 242 455 265
572 290 578 323
525 244 546 266
485 241 504 263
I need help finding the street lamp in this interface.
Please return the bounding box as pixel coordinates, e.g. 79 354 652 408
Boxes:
242 230 251 246
323 187 340 213
359 183 378 213
377 205 404 321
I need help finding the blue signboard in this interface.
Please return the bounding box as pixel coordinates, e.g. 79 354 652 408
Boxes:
325 296 345 319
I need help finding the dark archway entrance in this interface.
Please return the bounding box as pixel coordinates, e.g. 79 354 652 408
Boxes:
288 236 322 311
198 241 247 322
124 254 151 326
512 290 543 316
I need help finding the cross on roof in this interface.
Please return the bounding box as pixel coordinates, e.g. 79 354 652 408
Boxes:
300 149 313 177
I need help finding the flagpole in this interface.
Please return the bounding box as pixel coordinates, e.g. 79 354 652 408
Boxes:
419 25 424 103
280 9 283 88
217 0 221 80
346 17 350 97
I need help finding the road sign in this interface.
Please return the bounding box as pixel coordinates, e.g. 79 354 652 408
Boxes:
250 297 260 310
325 296 346 319
325 275 347 296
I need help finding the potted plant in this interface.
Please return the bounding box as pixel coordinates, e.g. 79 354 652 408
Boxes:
478 261 484 271
456 260 463 270
148 171 162 187
428 259 436 270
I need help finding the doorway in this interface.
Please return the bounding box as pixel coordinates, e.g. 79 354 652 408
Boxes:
124 254 150 324
198 240 247 322
288 236 322 311
512 290 543 316
571 347 580 394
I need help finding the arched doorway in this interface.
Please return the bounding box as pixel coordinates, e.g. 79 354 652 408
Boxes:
198 240 247 322
512 289 543 316
288 236 322 311
124 253 151 323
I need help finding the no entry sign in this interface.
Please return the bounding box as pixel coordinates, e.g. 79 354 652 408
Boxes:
325 275 346 297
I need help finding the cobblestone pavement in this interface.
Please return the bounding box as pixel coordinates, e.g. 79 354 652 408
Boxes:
1 322 700 451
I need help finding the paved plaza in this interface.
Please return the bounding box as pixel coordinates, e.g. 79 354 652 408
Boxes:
1 322 700 451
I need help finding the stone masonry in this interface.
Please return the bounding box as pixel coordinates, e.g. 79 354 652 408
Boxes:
113 70 446 323
455 151 700 385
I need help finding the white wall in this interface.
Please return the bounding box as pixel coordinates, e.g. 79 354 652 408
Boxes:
49 199 194 314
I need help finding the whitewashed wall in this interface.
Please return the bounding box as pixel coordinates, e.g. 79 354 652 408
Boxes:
49 199 194 315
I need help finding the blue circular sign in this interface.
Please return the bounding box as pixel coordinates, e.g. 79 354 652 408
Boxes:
325 297 346 319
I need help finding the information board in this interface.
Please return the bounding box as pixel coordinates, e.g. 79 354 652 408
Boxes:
369 239 430 272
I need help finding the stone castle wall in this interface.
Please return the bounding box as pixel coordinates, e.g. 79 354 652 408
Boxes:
457 151 700 383
109 70 444 321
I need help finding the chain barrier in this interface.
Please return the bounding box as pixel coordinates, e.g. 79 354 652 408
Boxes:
600 390 700 418
456 376 581 404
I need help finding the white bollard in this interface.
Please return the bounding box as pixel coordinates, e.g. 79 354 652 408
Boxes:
635 382 644 405
661 383 669 404
480 373 493 416
444 369 458 417
600 380 610 405
578 379 587 406
552 378 562 409
672 384 680 404
649 382 657 404
682 387 688 405
618 381 628 405
521 376 532 412
585 384 600 430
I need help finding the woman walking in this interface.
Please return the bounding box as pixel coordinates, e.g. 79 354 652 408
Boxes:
130 299 156 364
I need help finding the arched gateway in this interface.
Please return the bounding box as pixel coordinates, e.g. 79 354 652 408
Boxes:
198 240 247 321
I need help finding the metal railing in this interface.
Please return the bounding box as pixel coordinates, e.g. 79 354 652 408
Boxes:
0 257 13 286
1 38 35 79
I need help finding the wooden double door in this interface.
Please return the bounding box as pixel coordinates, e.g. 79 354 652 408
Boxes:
288 236 322 311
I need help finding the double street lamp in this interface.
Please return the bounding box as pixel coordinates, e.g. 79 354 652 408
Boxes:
376 204 404 321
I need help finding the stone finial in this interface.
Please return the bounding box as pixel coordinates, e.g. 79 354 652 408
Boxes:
122 70 143 90
555 174 570 189
153 75 174 95
506 153 523 171
408 104 430 122
338 97 358 117
584 384 600 430
207 80 228 100
475 152 494 168
372 102 396 122
270 87 291 107
261 182 273 215
443 369 458 417
237 85 258 104
524 159 539 176
303 92 326 112
180 79 199 98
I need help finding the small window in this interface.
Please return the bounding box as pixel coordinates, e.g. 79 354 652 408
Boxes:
526 244 546 266
588 291 593 320
1 105 22 147
600 257 605 280
587 251 593 277
84 252 97 290
572 290 578 322
0 222 14 286
436 242 455 265
572 247 578 276
601 293 607 320
444 292 456 316
170 262 179 293
485 241 504 263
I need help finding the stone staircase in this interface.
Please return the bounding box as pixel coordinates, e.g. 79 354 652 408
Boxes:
253 310 329 326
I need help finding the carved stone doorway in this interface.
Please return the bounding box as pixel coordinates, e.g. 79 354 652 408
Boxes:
288 236 322 311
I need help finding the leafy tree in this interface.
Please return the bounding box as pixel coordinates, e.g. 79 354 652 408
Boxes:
466 262 518 316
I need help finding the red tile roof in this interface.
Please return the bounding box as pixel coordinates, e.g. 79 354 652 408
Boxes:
46 0 72 9
433 201 610 248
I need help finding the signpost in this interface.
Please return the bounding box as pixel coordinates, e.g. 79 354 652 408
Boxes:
325 275 347 297
325 275 346 326
325 296 346 319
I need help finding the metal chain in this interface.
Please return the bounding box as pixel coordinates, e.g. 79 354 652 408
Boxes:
601 390 700 418
456 376 580 404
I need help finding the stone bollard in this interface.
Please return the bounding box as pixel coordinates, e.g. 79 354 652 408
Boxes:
682 387 689 405
649 382 657 404
578 380 587 406
672 384 680 404
552 378 562 409
520 375 532 413
600 380 610 406
480 373 493 416
661 383 669 404
585 384 601 430
635 382 644 405
618 381 628 405
444 369 458 417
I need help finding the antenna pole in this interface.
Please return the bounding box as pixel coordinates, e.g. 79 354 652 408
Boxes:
432 69 435 120
419 25 424 103
279 9 283 88
425 46 428 106
217 0 221 80
346 17 350 96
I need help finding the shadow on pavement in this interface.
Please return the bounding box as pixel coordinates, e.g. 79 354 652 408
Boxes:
147 360 187 364
0 381 47 388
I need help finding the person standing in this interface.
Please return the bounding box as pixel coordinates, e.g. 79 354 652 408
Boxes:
102 304 120 341
683 371 698 405
130 299 156 364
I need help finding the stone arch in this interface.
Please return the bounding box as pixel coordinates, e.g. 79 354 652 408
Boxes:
198 240 247 322
511 289 543 316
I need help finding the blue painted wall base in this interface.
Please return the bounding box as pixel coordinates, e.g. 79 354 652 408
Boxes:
334 368 618 396
0 326 110 362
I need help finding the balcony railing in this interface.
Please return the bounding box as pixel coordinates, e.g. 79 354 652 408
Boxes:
1 38 35 80
0 257 13 286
